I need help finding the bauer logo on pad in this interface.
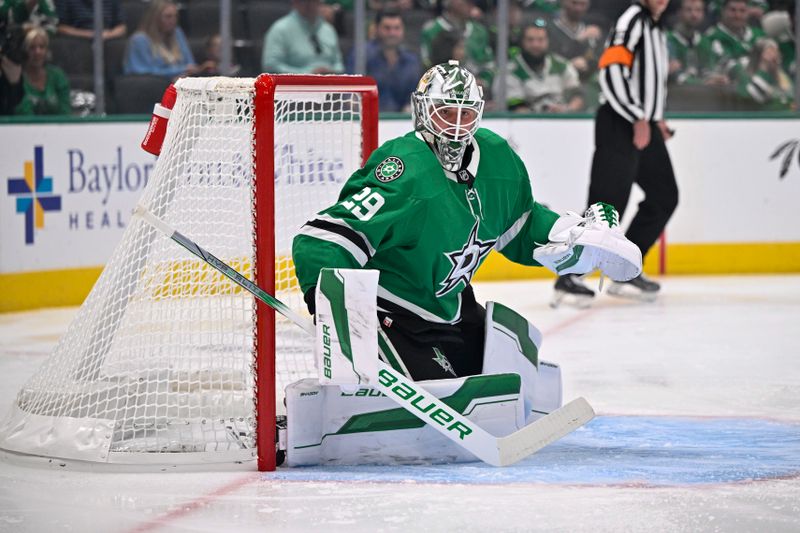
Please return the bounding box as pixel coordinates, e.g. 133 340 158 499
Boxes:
375 157 404 182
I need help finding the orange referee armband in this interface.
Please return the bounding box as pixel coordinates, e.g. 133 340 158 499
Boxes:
598 45 634 69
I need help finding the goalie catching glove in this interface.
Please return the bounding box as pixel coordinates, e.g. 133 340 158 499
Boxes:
533 202 642 281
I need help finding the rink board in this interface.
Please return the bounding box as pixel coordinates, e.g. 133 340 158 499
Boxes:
2 117 800 311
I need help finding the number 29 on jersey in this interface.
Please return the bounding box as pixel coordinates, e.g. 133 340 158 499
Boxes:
341 187 385 221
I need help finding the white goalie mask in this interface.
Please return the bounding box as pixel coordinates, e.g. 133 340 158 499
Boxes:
411 61 485 172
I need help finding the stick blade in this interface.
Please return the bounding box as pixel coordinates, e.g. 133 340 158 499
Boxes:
496 397 594 467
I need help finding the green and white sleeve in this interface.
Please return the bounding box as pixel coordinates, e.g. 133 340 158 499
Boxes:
292 165 421 295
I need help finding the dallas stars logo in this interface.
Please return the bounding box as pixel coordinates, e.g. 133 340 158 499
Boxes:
432 347 457 377
375 157 404 182
436 219 495 296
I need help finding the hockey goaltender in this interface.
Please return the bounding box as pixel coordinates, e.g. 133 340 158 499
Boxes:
286 61 642 466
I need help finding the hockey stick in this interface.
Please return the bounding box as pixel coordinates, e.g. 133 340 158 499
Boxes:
133 204 594 467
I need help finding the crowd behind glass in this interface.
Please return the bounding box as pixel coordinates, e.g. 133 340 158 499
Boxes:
0 0 795 116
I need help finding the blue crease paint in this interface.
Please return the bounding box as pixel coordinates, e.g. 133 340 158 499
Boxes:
270 416 800 486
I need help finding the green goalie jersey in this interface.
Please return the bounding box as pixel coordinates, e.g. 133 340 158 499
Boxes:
292 128 559 324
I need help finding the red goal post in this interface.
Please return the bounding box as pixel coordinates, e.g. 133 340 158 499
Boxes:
254 75 378 471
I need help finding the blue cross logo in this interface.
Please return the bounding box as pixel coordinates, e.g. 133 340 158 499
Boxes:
7 146 62 244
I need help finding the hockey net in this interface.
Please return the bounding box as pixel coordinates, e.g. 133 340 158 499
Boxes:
0 75 378 471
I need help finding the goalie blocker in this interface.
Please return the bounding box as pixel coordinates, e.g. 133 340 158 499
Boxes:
285 269 563 466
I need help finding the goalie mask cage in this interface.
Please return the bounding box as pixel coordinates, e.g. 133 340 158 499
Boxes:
0 75 379 471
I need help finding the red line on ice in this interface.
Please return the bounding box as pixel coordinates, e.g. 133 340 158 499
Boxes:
125 473 260 533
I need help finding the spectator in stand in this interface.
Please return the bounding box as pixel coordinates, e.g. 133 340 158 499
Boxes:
428 28 466 66
261 0 344 74
1 0 58 35
346 10 421 112
323 0 419 36
320 0 351 37
488 0 526 57
56 0 126 40
1 0 52 115
548 0 604 83
761 8 795 77
124 0 211 80
700 0 764 80
421 0 494 90
1 52 24 114
497 19 584 113
736 37 794 110
706 0 766 25
199 33 240 76
526 0 560 16
667 0 714 85
364 0 417 39
14 26 69 114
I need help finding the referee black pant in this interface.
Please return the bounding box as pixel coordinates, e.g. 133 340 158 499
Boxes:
588 104 679 257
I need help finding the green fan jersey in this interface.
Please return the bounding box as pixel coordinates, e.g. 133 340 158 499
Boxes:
700 23 764 74
292 128 559 324
667 28 704 85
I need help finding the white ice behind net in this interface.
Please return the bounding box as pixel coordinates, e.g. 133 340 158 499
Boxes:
0 77 362 464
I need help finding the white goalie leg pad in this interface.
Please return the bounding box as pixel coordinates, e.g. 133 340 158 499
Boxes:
315 268 379 386
285 373 526 466
534 360 563 419
533 205 642 281
482 302 562 424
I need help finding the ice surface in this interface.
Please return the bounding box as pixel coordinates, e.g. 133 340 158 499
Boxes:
1 275 799 532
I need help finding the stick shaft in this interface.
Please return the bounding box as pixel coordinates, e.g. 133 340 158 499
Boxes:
134 205 314 336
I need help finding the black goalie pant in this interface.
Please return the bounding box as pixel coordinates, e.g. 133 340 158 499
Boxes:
588 104 679 256
377 285 486 381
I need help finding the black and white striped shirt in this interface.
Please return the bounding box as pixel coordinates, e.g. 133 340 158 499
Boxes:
598 2 668 123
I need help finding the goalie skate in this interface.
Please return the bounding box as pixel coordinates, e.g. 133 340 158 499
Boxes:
607 274 660 303
275 415 287 467
551 274 595 309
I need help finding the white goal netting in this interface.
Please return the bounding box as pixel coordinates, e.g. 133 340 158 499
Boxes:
0 76 370 466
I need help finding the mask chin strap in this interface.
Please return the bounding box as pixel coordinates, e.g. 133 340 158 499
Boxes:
422 131 469 172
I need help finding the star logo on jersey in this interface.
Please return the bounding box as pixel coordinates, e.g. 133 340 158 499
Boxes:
432 347 457 377
436 219 496 296
375 157 404 182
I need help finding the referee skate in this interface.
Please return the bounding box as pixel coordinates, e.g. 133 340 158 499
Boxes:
551 273 595 308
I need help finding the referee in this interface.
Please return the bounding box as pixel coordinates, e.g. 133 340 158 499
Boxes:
554 0 678 304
